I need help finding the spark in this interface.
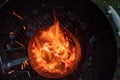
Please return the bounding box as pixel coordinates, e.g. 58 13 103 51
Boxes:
12 11 23 20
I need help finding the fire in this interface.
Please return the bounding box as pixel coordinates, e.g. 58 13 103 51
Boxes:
28 17 81 78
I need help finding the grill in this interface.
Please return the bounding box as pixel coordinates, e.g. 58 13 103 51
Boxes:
0 3 89 80
0 0 117 80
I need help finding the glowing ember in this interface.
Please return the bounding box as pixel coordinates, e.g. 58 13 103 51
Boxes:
28 18 81 78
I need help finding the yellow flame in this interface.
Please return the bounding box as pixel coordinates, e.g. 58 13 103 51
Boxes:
30 18 76 75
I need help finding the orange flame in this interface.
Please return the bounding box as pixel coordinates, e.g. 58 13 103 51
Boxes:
28 17 81 78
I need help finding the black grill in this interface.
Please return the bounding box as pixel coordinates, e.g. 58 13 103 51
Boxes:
0 0 117 80
0 4 90 80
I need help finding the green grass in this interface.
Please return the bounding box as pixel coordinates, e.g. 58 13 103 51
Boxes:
95 0 120 13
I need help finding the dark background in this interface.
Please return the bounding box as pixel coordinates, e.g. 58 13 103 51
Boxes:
94 0 120 80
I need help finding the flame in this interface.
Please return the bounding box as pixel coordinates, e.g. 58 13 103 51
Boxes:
28 17 81 78
21 60 28 70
